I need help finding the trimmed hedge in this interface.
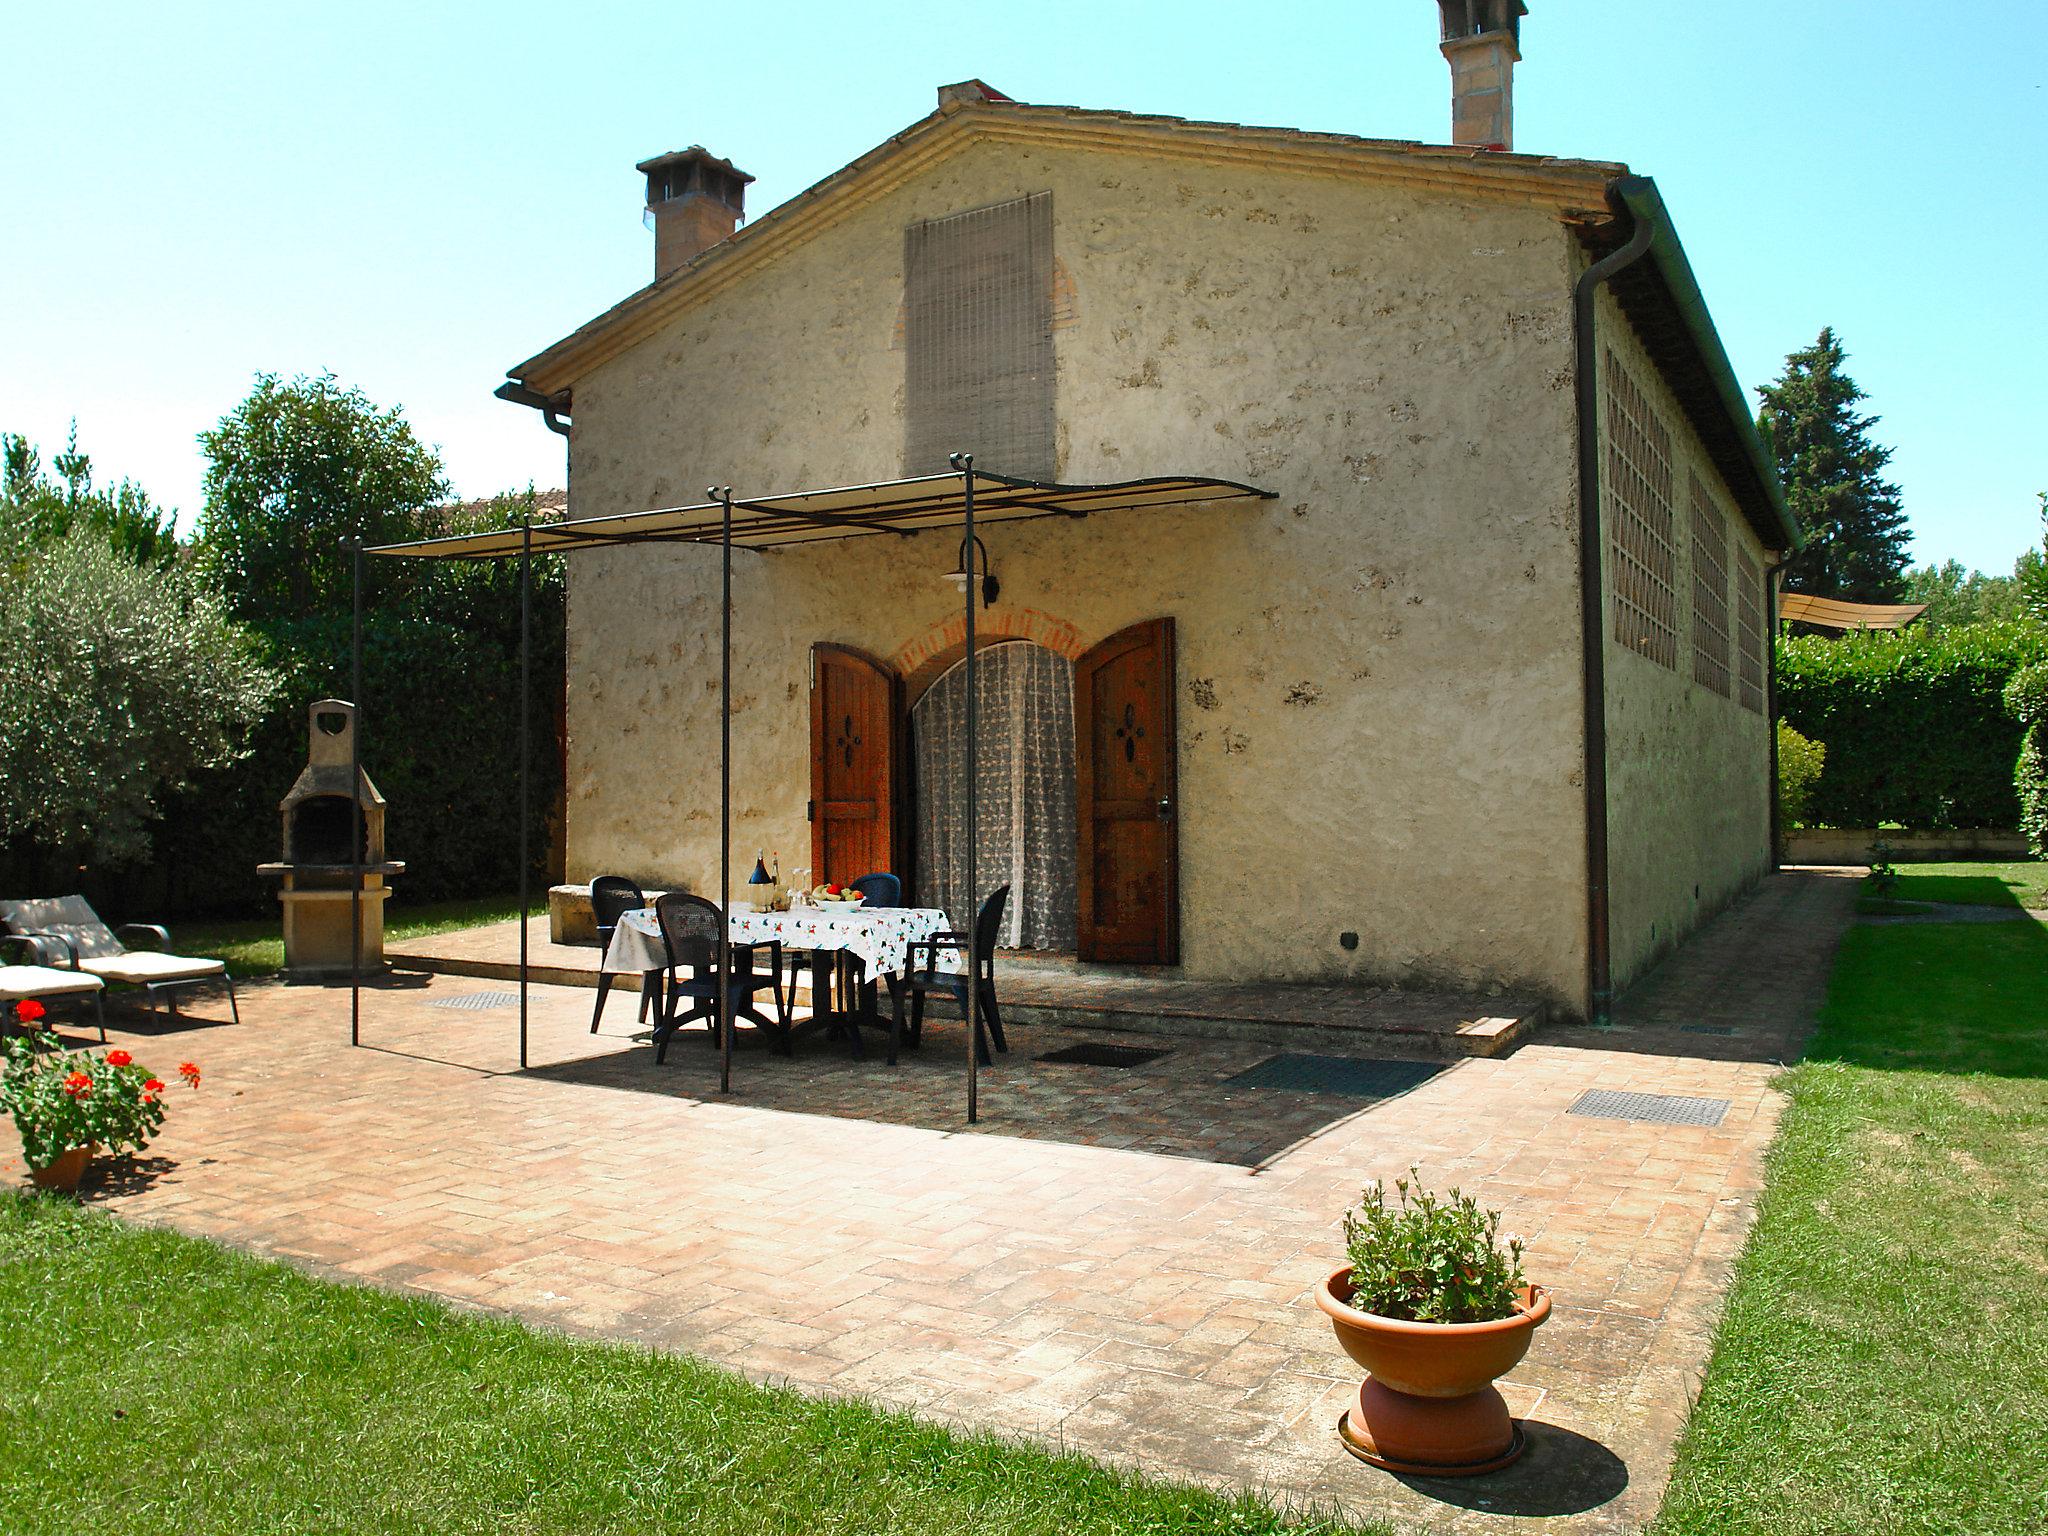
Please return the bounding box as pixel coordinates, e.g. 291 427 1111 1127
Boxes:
1775 622 2048 829
2008 662 2048 855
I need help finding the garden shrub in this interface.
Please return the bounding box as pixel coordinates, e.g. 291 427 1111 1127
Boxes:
1775 622 2048 828
2007 662 2048 856
1775 720 1826 828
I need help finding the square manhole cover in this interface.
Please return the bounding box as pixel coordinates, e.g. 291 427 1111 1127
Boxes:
430 990 522 1012
1224 1053 1443 1099
1037 1042 1172 1068
1568 1088 1729 1127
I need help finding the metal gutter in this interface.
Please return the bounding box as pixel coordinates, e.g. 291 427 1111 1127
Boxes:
494 381 572 437
1572 176 1657 1027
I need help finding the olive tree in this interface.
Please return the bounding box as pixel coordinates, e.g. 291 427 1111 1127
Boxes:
0 531 275 871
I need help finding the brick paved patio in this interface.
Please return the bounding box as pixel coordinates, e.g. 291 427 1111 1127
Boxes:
6 870 1861 1533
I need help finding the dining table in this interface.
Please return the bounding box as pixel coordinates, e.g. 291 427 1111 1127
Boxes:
599 903 953 1060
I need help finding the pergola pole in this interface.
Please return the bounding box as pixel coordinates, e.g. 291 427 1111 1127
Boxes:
715 486 735 1095
519 517 532 1071
350 543 363 1047
952 452 978 1126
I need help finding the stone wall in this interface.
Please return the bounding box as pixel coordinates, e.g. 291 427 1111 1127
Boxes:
561 139 1595 1003
1595 289 1775 994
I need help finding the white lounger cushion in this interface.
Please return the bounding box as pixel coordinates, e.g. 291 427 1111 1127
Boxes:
79 952 226 985
0 964 105 1001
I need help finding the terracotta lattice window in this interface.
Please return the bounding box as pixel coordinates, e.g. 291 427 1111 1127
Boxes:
1689 473 1732 697
1603 351 1679 669
903 192 1055 480
1733 548 1766 713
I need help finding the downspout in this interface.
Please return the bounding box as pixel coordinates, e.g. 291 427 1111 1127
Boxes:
1571 177 1657 1027
495 381 572 438
1765 551 1789 867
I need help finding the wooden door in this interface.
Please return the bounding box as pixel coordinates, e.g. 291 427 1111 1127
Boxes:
1075 618 1178 964
809 644 903 885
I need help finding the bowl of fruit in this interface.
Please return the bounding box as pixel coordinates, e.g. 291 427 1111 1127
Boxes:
811 883 865 909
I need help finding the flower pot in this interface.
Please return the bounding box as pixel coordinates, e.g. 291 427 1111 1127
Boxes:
27 1144 95 1193
1314 1264 1550 1477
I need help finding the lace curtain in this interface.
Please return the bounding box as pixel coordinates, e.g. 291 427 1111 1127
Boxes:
911 641 1077 950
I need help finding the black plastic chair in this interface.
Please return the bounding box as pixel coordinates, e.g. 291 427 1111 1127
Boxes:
903 884 1010 1065
587 875 660 1033
649 893 789 1063
849 872 902 908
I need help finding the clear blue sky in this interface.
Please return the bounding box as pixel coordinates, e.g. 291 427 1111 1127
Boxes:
3 1 2041 573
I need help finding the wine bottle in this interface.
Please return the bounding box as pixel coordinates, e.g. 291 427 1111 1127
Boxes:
749 849 771 886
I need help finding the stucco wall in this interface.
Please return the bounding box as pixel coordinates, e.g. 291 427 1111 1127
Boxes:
1596 291 1774 992
560 140 1595 1004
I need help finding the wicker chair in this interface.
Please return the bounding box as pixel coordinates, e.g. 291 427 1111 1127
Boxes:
649 893 789 1063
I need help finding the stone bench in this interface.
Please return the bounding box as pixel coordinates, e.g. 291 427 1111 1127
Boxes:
547 883 676 947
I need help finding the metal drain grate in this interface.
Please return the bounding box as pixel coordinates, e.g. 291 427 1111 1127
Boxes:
1680 1023 1737 1037
1225 1053 1443 1099
430 990 522 1012
1037 1042 1172 1069
1569 1088 1729 1127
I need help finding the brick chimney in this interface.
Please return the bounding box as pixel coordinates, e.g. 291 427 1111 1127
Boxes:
1435 0 1526 151
638 146 754 280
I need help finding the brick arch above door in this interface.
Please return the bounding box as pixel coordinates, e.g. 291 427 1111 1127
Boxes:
892 606 1089 704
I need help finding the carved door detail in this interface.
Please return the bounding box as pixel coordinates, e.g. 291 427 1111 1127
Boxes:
1074 618 1178 964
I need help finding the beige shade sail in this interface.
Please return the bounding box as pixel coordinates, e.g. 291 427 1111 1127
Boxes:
367 469 1276 560
1777 591 1928 632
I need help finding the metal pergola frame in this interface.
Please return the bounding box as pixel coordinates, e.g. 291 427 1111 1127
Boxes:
347 460 1273 1123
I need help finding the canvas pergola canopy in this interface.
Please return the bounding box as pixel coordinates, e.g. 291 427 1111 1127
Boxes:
348 460 1274 1122
369 468 1275 559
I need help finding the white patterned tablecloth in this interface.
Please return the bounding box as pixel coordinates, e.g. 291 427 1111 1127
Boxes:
603 906 950 981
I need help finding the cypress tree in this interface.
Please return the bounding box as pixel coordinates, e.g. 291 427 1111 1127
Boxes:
1756 327 1910 601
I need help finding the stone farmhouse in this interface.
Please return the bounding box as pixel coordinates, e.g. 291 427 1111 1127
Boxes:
494 4 1798 1021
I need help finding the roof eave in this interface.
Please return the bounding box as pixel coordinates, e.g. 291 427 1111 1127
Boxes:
504 99 1625 399
1602 177 1801 554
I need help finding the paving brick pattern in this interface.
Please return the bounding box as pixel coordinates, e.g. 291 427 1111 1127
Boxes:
7 870 1862 1533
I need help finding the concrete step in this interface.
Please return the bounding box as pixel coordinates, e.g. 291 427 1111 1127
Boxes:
999 997 1540 1060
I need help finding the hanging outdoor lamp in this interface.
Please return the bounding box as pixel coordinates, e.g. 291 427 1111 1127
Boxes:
944 533 1000 608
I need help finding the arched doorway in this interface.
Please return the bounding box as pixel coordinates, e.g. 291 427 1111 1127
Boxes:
909 640 1077 951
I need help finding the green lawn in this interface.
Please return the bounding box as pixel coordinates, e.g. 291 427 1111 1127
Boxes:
1869 859 2048 911
1655 916 2048 1535
177 894 524 978
0 1196 1377 1536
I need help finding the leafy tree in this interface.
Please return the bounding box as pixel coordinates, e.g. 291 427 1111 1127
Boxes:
1 423 179 567
198 373 450 624
2023 492 2048 622
1756 328 1910 602
1901 560 2030 628
0 531 275 873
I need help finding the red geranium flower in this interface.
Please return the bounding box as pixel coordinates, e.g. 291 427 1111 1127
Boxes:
106 1048 133 1067
61 1071 93 1099
16 1000 45 1024
142 1078 166 1100
177 1062 201 1087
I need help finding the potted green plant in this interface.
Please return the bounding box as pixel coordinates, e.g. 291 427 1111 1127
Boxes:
1314 1170 1549 1477
3 1002 200 1192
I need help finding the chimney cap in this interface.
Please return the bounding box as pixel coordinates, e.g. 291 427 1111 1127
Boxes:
635 145 755 184
1437 0 1526 45
937 79 1015 108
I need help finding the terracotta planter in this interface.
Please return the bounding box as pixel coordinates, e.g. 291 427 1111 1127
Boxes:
1315 1264 1550 1477
27 1144 96 1193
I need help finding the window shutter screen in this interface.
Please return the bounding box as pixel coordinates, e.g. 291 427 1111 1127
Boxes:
903 192 1055 480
